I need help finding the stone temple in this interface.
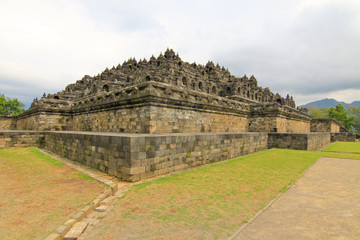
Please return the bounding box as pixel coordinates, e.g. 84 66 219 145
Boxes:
0 49 354 181
20 48 308 133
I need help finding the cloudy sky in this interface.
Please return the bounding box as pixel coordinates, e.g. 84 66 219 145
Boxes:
1 0 359 108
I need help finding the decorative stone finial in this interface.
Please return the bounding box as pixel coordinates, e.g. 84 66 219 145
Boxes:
164 48 176 59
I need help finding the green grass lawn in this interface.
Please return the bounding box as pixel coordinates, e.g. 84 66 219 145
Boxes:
324 141 360 153
0 147 105 240
86 147 360 240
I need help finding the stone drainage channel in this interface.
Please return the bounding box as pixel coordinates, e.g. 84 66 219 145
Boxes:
40 149 132 240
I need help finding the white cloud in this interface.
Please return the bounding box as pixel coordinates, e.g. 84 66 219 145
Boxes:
0 0 359 108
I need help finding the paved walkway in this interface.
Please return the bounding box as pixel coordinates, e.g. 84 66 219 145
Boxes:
233 157 360 240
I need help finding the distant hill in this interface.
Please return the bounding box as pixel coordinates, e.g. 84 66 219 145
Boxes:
351 101 360 107
299 98 360 109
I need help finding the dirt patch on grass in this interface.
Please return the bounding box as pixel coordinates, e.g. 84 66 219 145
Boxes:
0 147 105 240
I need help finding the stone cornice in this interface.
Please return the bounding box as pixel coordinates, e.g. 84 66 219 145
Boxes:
14 81 310 122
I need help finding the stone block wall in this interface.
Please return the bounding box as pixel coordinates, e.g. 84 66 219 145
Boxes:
307 133 331 150
248 116 310 133
268 133 308 150
310 119 341 133
70 106 151 133
0 116 15 130
44 132 268 182
331 123 340 133
279 117 310 133
249 103 311 133
12 82 311 134
126 132 268 181
0 131 44 149
0 130 336 182
331 133 356 142
68 105 249 134
44 132 129 179
249 116 278 132
148 106 248 133
268 133 330 151
16 112 68 131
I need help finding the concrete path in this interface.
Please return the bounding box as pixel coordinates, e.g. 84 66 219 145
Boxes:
233 157 360 240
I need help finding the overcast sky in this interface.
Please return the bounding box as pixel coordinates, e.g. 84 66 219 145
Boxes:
1 0 359 108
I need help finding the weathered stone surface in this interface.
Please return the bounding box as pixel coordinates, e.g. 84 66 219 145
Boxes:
110 183 118 193
54 225 70 237
72 211 85 222
331 132 356 142
64 219 77 227
268 133 331 151
43 131 268 181
100 196 117 206
0 116 14 130
95 205 108 212
63 222 88 240
0 131 44 149
79 205 93 217
91 198 102 208
311 119 341 133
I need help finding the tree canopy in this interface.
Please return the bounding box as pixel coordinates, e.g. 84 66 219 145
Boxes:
0 94 25 116
308 104 358 131
308 105 329 119
348 105 360 133
328 104 354 130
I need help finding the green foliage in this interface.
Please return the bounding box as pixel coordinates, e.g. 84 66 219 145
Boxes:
308 104 360 131
0 93 25 116
348 105 360 133
328 104 354 129
308 105 329 119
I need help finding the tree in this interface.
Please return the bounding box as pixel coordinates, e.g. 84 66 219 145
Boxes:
328 104 354 130
0 94 25 116
308 105 329 119
348 105 360 133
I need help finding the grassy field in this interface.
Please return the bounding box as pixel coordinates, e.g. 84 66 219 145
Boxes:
0 147 105 240
85 148 360 240
324 141 360 153
2 143 359 240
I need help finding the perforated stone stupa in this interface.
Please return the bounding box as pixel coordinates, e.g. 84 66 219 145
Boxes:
17 49 310 134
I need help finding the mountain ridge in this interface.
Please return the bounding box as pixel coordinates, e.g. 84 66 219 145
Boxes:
299 98 360 109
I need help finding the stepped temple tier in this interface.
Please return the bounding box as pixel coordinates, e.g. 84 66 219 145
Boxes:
21 49 309 133
1 49 353 182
